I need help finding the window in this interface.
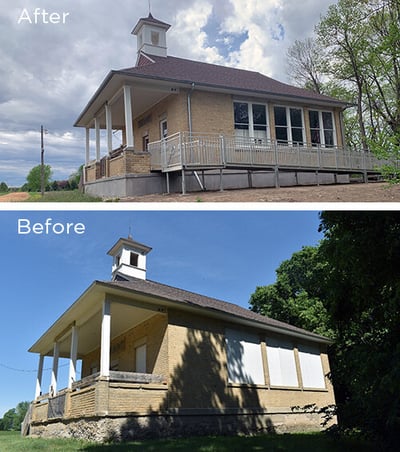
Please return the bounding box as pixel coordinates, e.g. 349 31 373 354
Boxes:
151 31 160 46
274 106 304 145
266 338 298 387
298 344 325 389
130 252 138 267
135 343 147 373
234 102 268 143
309 110 336 147
225 329 265 384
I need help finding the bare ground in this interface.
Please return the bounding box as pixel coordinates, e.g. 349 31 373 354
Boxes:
120 182 400 203
0 192 30 202
1 182 400 203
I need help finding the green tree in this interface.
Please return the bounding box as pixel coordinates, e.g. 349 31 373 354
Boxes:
249 246 333 338
0 402 30 431
0 181 9 192
25 164 52 192
319 211 400 444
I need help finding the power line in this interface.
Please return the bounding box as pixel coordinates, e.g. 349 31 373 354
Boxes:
0 362 68 373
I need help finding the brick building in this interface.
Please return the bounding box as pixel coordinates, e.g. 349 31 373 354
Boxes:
26 236 336 441
75 14 382 198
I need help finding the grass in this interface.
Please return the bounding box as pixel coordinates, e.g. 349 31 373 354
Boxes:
25 191 104 202
0 431 378 452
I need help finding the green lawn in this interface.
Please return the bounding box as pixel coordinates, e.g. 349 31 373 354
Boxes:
0 431 377 452
26 191 104 202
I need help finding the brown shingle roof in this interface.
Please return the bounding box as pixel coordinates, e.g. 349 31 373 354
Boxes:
120 53 346 107
104 277 330 343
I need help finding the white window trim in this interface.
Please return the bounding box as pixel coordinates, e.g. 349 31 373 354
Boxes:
233 101 270 142
309 110 337 148
274 105 306 146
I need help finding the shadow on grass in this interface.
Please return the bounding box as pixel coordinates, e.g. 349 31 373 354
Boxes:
80 433 378 452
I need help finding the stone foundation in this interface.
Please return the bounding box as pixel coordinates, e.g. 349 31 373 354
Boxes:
30 409 328 443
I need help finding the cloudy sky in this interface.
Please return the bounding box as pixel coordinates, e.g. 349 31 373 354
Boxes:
0 0 336 186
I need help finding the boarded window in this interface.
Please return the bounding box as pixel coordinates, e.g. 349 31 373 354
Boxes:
266 338 298 387
298 344 325 388
226 329 265 384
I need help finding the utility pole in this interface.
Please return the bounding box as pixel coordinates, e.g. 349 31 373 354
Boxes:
40 125 45 196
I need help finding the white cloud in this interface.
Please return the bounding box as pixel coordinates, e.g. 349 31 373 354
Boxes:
0 0 337 186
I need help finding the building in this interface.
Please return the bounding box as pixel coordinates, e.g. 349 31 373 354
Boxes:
26 236 336 442
75 14 382 198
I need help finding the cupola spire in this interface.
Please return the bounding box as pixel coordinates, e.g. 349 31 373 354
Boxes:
131 13 171 58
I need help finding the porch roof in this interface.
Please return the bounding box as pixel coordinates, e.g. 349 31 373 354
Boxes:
29 276 331 358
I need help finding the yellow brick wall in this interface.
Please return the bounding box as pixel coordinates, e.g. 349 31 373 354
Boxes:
166 309 336 413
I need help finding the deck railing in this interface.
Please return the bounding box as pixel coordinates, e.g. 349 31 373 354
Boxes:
149 132 386 174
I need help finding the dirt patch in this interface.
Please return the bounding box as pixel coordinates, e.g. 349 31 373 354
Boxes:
0 192 30 202
120 182 400 203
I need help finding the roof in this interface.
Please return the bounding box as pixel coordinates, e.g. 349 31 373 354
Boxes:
132 13 171 35
120 52 347 107
104 277 331 343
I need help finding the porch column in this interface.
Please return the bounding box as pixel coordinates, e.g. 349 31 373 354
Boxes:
85 128 90 165
95 117 101 162
100 299 111 378
50 342 59 396
68 324 79 389
105 103 113 154
35 355 44 399
123 85 134 149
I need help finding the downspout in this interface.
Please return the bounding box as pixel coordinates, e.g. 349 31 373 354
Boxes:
187 82 195 136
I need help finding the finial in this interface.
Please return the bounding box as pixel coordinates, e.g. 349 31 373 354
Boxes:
148 0 152 15
128 226 133 240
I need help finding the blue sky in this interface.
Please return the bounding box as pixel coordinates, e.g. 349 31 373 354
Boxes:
0 0 336 186
0 209 323 416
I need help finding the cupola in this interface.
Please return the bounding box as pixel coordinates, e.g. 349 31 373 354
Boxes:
107 236 152 281
131 13 171 58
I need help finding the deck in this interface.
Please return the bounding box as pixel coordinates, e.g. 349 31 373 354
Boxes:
148 132 387 192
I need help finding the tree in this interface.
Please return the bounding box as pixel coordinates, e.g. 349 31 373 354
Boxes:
249 246 333 338
319 211 400 444
0 401 29 431
25 164 52 192
0 181 9 193
286 38 324 94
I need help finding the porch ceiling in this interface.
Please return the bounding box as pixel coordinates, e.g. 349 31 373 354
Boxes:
74 72 181 129
28 282 162 358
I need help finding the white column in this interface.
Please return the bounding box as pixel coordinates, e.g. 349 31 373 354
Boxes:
68 325 79 389
100 299 111 378
50 342 59 396
85 128 90 165
35 355 44 399
106 103 113 154
95 117 101 162
123 85 134 149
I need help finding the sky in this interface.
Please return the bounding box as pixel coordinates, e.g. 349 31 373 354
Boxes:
0 0 337 187
0 209 324 416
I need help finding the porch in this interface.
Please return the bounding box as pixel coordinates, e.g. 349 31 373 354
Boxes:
84 132 388 196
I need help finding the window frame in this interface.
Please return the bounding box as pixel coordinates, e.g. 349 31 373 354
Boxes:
308 109 336 148
273 105 305 146
233 101 269 143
